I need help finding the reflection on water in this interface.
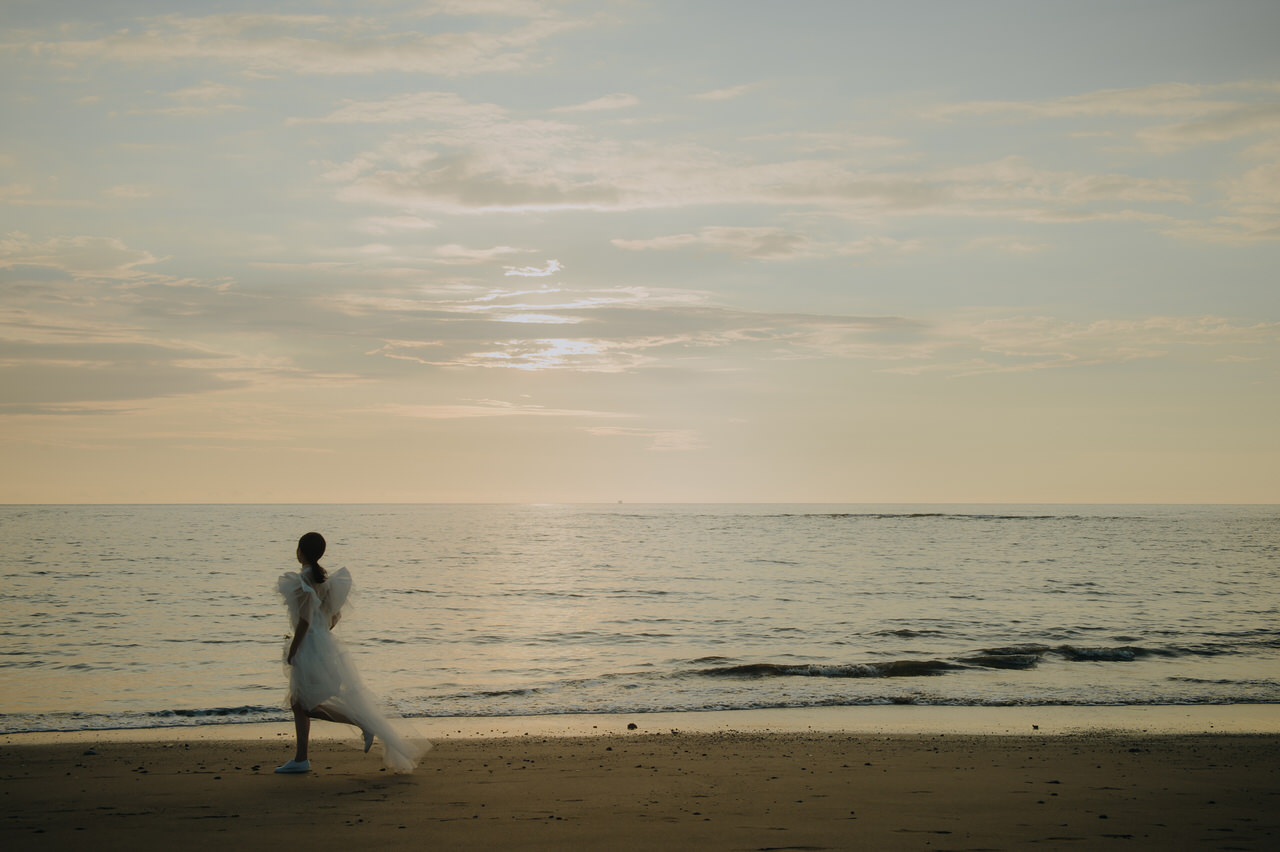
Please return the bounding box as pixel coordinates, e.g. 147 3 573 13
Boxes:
1 504 1277 731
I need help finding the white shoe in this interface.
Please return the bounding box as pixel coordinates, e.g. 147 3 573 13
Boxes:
274 759 310 774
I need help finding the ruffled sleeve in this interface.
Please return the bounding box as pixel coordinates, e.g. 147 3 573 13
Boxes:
325 567 353 617
276 571 310 628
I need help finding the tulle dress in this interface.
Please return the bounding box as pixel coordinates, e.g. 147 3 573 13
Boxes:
277 566 426 772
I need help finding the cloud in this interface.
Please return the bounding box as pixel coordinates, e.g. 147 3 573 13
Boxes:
433 244 522 264
333 278 1277 379
930 81 1275 121
12 11 583 76
353 215 438 235
582 425 705 451
0 402 142 417
375 399 625 419
692 84 755 101
330 283 709 321
382 337 658 372
168 81 246 102
611 227 921 259
0 231 218 288
1161 147 1280 242
297 92 506 125
552 93 639 112
888 314 1280 376
504 259 562 276
965 236 1050 254
0 338 248 409
104 185 168 202
415 0 567 18
326 102 1191 224
930 80 1280 168
335 281 929 372
1137 103 1280 152
1161 215 1280 245
141 80 248 116
1 232 162 282
0 184 33 202
760 131 908 154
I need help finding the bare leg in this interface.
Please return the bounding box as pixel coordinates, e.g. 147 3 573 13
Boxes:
309 703 374 752
291 701 311 762
308 703 359 727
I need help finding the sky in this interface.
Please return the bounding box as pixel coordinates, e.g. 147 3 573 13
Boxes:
1 0 1278 504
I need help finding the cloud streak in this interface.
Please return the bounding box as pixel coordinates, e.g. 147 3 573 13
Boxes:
10 10 583 76
320 281 1277 379
931 81 1280 121
552 93 639 112
324 106 1197 226
612 227 921 259
375 399 625 420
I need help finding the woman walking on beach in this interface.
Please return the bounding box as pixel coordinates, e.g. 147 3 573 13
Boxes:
275 532 424 774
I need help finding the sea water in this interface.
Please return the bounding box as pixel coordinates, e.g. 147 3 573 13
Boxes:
0 504 1277 733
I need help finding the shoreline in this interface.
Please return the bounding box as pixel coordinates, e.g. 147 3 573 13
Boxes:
6 703 1279 746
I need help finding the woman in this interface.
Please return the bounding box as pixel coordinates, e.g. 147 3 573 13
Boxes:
275 531 425 774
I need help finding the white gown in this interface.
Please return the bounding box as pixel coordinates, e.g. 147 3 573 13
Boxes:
277 566 426 772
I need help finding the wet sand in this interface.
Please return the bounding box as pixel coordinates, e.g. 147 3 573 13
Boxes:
3 721 1278 850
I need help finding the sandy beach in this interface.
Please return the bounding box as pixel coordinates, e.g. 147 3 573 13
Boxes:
3 709 1278 851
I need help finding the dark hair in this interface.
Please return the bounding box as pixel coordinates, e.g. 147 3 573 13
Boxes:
298 531 327 583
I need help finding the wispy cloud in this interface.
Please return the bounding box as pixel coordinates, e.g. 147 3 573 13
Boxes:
1137 103 1280 152
296 92 506 125
504 259 562 277
612 227 921 259
374 399 625 420
965 235 1050 254
340 279 1277 378
141 80 248 116
552 93 639 112
692 84 756 101
0 320 257 410
10 11 583 76
930 81 1277 121
0 231 239 289
1161 139 1280 242
325 104 1195 225
104 185 161 200
1 231 169 284
433 244 522 264
582 425 705 451
889 314 1280 376
930 80 1280 163
353 215 438 235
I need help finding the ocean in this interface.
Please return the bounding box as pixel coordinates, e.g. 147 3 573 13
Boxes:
1 504 1277 734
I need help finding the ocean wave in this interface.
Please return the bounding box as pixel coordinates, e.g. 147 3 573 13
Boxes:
1056 645 1163 662
147 705 281 719
0 704 288 734
957 654 1041 670
477 688 541 698
978 644 1184 663
5 691 1280 734
871 628 947 638
692 643 1199 679
696 660 964 679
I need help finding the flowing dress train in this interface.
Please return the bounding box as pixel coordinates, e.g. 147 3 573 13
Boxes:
278 566 426 772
